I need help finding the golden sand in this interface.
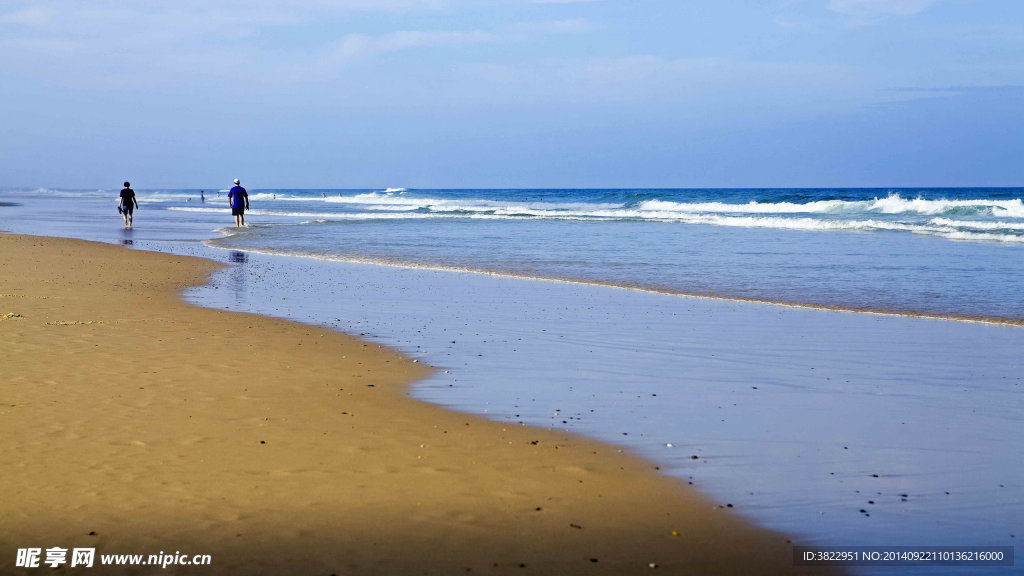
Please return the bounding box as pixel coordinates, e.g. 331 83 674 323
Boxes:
0 234 836 574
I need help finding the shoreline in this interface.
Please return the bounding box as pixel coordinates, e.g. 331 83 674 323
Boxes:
202 240 1024 328
185 244 1024 563
0 233 833 574
5 189 1024 327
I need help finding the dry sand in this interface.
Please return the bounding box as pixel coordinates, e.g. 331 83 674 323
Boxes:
0 234 836 575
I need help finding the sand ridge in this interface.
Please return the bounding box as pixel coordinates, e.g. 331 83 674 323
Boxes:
0 234 836 575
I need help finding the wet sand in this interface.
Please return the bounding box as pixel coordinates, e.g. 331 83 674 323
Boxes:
0 234 835 574
189 248 1024 557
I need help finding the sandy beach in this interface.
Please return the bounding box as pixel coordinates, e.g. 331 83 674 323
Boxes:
0 233 834 574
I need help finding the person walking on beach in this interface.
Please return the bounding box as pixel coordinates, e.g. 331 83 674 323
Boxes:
118 181 138 229
228 178 249 227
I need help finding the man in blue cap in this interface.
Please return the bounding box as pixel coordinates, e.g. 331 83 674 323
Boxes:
227 178 249 227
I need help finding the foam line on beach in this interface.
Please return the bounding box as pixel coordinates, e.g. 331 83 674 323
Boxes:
184 209 1024 243
200 238 1024 328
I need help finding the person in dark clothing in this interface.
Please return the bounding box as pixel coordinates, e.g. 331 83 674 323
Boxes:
228 178 249 227
118 181 139 229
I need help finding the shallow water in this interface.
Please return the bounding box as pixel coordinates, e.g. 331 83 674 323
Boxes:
2 189 1022 575
183 254 1024 569
10 186 1024 322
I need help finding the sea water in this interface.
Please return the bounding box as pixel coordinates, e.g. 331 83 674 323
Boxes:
184 187 1024 322
7 186 1024 321
2 187 1022 574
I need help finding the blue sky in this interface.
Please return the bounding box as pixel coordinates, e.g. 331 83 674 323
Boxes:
0 0 1021 188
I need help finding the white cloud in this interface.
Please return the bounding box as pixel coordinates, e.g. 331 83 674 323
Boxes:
827 0 947 17
0 0 607 91
511 18 596 35
0 1 497 89
0 0 861 117
570 55 845 90
322 29 497 67
0 0 451 35
0 4 60 26
454 53 861 116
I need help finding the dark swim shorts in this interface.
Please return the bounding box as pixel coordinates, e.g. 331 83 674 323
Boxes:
232 206 245 216
122 204 134 214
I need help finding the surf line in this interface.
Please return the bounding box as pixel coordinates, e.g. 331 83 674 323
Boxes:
201 240 1024 329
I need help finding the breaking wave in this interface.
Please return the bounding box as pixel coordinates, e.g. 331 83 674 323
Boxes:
174 191 1024 244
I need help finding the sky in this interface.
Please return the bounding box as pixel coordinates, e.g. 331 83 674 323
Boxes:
0 0 1021 189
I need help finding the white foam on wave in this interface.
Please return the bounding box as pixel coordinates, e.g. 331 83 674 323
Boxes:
935 230 1024 243
869 194 1024 217
119 190 1024 245
137 192 200 202
246 193 319 202
326 192 622 213
993 202 1024 218
167 207 225 214
249 210 460 220
169 206 488 220
636 199 854 214
672 214 896 231
319 192 1024 222
634 194 1024 219
20 188 109 199
170 205 1024 243
165 190 1024 225
930 218 1024 231
645 214 1024 242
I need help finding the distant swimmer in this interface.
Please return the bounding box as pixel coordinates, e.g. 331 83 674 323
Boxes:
228 178 249 227
118 181 138 229
200 190 205 203
322 192 326 199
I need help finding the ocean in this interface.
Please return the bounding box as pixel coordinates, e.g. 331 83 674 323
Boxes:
175 186 1024 323
2 186 1022 574
8 186 1024 322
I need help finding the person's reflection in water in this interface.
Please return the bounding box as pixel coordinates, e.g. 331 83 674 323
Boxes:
226 251 250 301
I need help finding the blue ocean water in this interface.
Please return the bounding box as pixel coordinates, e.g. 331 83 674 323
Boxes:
7 186 1024 321
2 187 1023 575
187 186 1024 322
